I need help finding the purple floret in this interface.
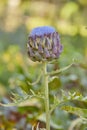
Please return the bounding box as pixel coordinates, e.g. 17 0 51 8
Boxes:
29 26 55 36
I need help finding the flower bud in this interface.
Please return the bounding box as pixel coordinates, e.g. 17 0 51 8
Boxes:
27 26 63 62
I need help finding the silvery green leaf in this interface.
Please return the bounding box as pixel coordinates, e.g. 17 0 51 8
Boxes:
60 105 87 118
47 63 73 76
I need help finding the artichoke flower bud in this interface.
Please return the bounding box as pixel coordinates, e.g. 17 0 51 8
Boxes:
27 26 63 62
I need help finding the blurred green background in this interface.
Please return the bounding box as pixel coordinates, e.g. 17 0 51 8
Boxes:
0 0 87 129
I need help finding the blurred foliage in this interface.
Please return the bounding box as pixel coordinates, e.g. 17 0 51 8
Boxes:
0 0 87 129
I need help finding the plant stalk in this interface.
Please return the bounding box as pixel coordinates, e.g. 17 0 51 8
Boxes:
43 62 50 130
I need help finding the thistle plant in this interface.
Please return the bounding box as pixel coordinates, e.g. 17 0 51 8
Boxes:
27 26 63 130
1 26 87 130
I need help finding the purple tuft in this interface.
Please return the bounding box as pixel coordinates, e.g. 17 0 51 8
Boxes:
29 26 55 37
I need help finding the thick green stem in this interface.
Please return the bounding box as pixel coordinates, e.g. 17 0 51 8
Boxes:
43 62 50 130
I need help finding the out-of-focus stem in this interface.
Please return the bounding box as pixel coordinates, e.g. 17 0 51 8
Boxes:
43 62 50 130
